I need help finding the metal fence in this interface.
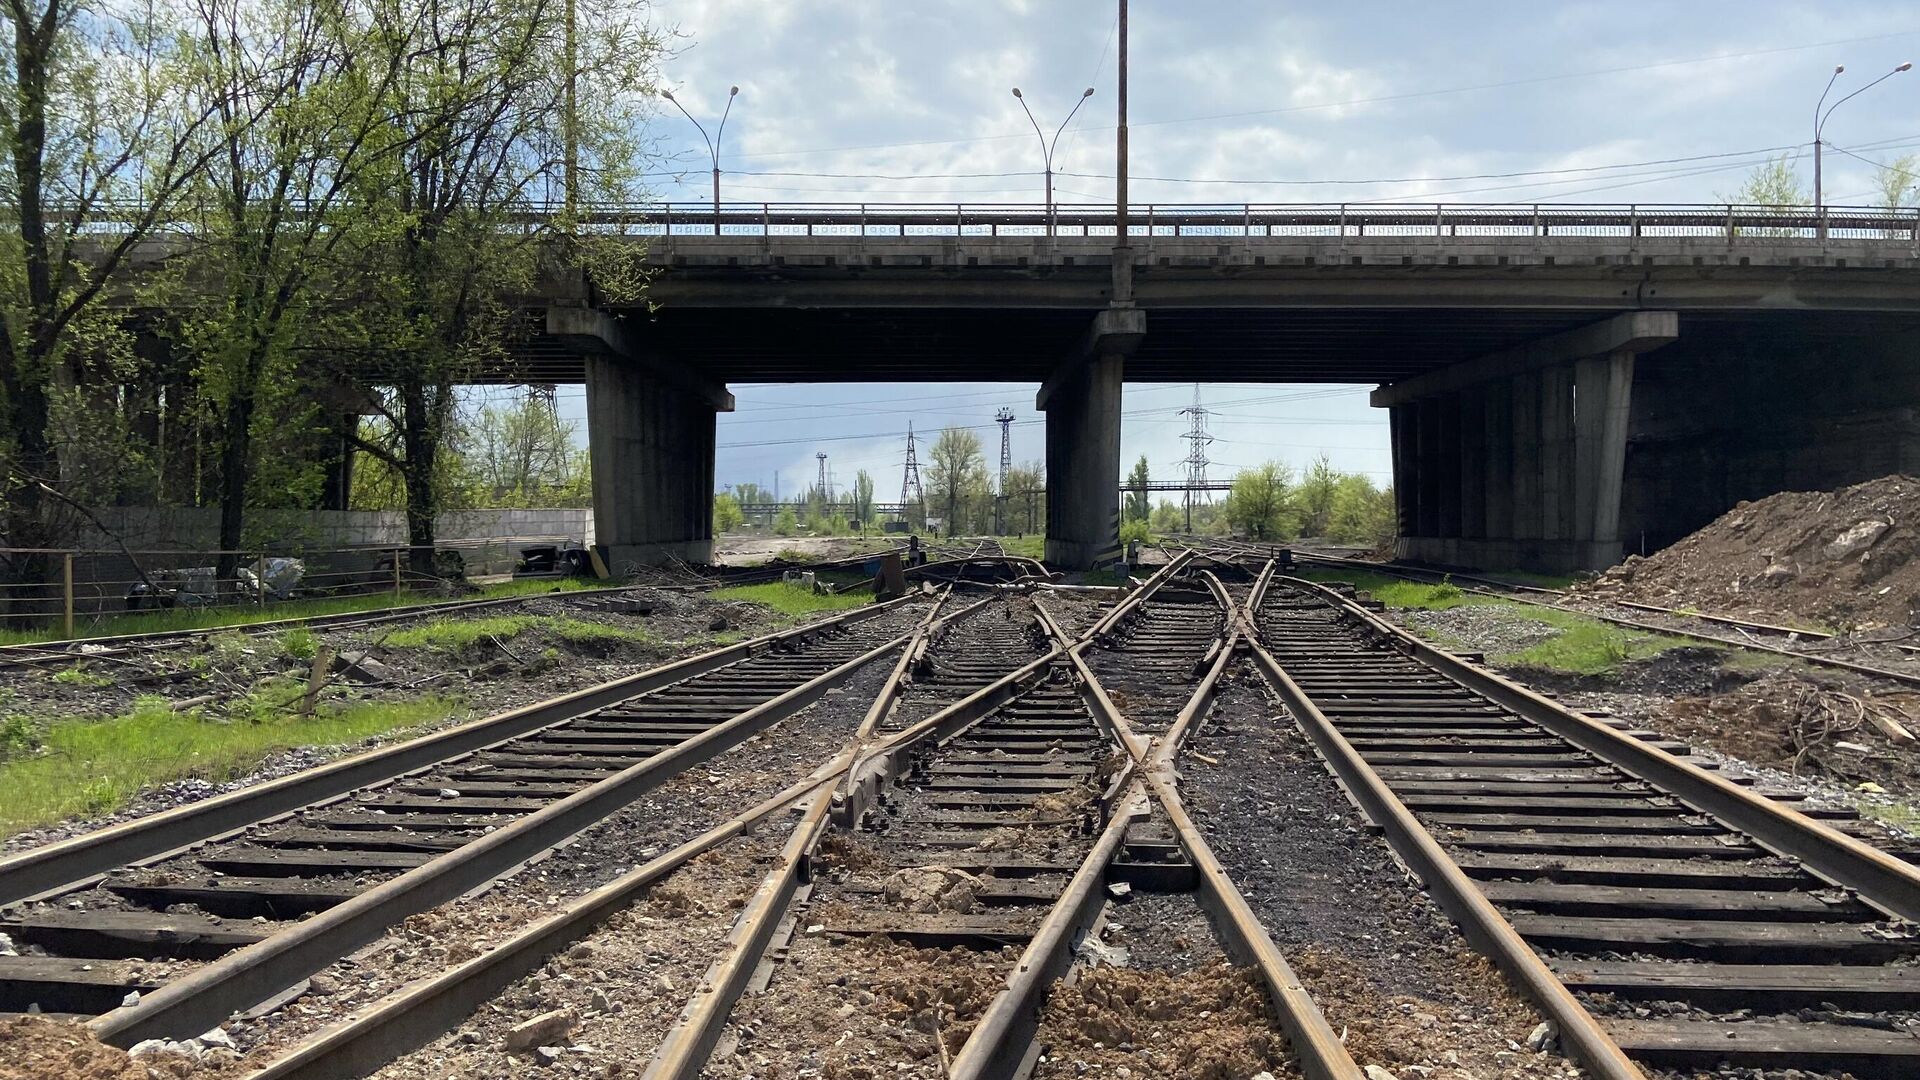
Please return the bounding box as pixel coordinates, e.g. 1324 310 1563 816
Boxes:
0 534 582 638
609 201 1920 244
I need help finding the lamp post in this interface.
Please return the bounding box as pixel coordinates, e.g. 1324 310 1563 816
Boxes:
1011 85 1095 236
661 85 739 235
1815 61 1911 236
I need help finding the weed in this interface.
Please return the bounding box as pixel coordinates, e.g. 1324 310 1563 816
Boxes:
1496 616 1681 677
1860 800 1920 834
51 665 113 688
279 626 318 661
0 714 39 759
385 615 654 651
709 581 873 616
0 693 462 835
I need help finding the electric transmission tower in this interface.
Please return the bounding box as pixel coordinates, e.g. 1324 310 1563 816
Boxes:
1179 383 1214 533
994 408 1014 535
900 423 925 511
815 452 830 502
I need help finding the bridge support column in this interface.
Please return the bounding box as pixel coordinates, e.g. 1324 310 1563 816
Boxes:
1038 308 1143 569
1378 312 1675 573
556 307 734 570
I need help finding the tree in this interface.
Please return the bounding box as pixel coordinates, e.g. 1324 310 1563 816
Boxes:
773 506 798 536
1326 473 1396 547
1149 498 1182 533
1004 461 1045 534
1124 455 1151 523
851 469 876 525
1718 155 1809 237
713 492 744 533
926 427 986 537
1877 154 1919 211
1224 462 1293 541
340 0 662 575
456 394 585 506
1295 453 1341 538
0 0 226 597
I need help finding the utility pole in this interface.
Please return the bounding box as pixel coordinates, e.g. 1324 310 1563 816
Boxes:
1112 0 1130 302
900 423 925 512
995 407 1015 534
815 452 829 503
1180 383 1213 533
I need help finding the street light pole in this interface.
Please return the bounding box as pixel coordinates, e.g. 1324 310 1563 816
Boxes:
1011 86 1095 236
1814 61 1911 237
661 85 739 235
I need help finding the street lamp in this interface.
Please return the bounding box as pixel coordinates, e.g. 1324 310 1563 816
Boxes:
661 85 739 235
1011 85 1095 236
1814 61 1911 235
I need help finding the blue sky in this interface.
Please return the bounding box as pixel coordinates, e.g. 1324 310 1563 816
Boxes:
520 0 1920 499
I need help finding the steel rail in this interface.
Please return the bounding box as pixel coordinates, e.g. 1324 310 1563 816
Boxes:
1278 574 1920 920
0 595 918 907
1241 587 1647 1080
0 546 910 662
239 761 854 1080
242 591 973 1080
1281 548 1920 689
962 566 1364 1080
90 609 929 1044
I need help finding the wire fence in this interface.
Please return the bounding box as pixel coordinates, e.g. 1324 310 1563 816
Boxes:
0 534 585 639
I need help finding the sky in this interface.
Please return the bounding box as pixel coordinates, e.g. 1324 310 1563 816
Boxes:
514 0 1920 501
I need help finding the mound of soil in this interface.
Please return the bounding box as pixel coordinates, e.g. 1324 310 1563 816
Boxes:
1031 965 1293 1080
1581 475 1920 630
1665 671 1920 796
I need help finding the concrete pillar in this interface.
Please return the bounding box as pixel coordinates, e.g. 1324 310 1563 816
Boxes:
1574 349 1636 568
1458 389 1487 541
1415 397 1442 539
1389 405 1416 539
1510 369 1543 541
1482 378 1514 545
1435 393 1463 541
585 353 717 567
1043 352 1123 568
1538 364 1576 542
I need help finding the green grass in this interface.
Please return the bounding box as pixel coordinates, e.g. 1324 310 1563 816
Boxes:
384 614 656 651
51 665 113 687
0 692 462 835
0 577 618 648
1860 800 1920 834
1295 568 1488 611
995 535 1045 560
709 581 875 616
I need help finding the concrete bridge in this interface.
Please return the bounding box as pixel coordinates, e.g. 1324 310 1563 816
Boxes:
510 203 1920 571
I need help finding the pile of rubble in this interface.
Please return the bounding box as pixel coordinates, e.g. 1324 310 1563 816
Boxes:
1581 475 1920 631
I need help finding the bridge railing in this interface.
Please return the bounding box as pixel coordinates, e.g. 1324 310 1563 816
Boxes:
603 201 1920 244
34 200 1920 244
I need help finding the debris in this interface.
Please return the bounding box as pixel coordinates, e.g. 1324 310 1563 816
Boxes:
505 1009 577 1052
884 866 983 914
0 933 14 957
1366 1067 1401 1080
1106 881 1133 901
1525 1020 1558 1051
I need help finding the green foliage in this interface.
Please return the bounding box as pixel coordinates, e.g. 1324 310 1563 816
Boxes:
1224 462 1295 541
1325 473 1397 546
52 665 113 688
926 427 990 536
1124 456 1152 523
0 713 41 760
1878 153 1919 212
1294 454 1340 538
713 492 746 533
851 470 877 525
709 582 873 616
1119 519 1150 546
384 615 653 651
278 627 319 662
0 694 462 835
774 507 799 536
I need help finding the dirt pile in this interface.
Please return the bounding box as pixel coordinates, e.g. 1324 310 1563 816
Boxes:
1666 671 1920 795
1031 964 1294 1079
0 1017 179 1080
1580 475 1920 630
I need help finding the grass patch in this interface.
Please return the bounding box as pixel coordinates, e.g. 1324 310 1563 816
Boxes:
384 614 655 651
0 577 618 648
0 692 462 836
995 535 1045 560
709 581 874 616
1294 568 1490 611
1860 800 1920 834
1079 569 1133 587
1493 605 1692 676
51 665 113 688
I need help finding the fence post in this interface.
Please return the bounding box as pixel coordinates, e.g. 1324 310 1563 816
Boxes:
256 554 266 609
62 552 74 639
393 548 404 598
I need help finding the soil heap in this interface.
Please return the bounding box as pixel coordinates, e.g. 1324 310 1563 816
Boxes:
1580 475 1920 631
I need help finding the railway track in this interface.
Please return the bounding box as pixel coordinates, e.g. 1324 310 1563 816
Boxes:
1195 537 1920 690
1246 573 1920 1078
0 546 908 674
0 595 934 1045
